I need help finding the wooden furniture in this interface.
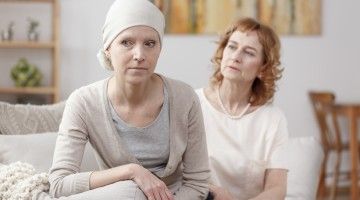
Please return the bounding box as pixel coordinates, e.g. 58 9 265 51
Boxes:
0 0 60 103
333 103 360 200
309 91 360 200
309 91 343 200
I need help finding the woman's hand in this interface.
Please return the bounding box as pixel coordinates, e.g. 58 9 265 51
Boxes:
129 164 174 200
210 184 234 200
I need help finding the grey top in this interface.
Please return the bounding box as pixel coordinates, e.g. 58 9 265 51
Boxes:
108 84 170 174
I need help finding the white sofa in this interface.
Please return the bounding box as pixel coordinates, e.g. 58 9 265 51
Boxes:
273 136 324 200
0 101 324 200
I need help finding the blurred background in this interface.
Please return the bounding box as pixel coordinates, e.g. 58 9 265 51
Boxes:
0 0 359 146
1 0 360 198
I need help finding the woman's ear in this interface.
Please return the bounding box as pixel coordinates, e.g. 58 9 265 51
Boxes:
104 50 111 59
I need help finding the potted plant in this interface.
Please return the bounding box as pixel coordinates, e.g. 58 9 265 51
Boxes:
1 21 15 41
11 58 43 87
27 18 40 41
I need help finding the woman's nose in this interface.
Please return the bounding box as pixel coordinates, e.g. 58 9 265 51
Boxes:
133 45 145 62
230 50 242 63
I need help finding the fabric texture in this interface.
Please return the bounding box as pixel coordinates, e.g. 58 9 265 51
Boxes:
36 180 150 200
196 88 289 200
0 132 99 173
49 75 210 199
97 0 165 70
0 101 65 135
272 136 324 200
0 162 49 200
109 84 169 173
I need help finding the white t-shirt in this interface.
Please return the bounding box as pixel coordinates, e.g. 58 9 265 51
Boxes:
196 88 289 200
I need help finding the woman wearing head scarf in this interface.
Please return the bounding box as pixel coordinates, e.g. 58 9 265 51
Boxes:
49 0 209 199
197 18 289 200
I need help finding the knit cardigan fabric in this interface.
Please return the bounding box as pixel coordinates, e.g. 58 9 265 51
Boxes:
49 75 210 199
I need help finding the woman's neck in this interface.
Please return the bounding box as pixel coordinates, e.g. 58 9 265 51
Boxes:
219 79 252 110
109 75 158 107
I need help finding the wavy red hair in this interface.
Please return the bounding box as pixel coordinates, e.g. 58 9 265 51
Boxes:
210 17 283 106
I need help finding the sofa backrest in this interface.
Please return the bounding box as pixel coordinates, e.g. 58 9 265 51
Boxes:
0 101 65 135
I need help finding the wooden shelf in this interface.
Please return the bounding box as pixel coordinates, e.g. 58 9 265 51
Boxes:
0 0 59 103
0 0 53 3
0 87 55 95
0 41 55 49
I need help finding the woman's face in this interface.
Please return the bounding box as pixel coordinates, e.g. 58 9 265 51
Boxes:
106 25 161 84
220 30 264 83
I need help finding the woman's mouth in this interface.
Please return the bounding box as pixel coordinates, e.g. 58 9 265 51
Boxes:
228 66 240 71
128 67 147 71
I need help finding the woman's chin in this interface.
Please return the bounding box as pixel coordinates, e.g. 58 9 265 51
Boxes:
222 74 241 82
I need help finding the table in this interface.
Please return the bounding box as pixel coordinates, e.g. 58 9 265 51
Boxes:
334 103 360 200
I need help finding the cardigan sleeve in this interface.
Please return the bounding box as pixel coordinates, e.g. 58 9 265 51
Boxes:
174 93 210 200
48 90 93 198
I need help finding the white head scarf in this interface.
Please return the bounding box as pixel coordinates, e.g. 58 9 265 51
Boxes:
97 0 165 70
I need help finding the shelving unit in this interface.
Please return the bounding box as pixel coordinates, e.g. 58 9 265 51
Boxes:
0 41 54 48
0 0 60 103
0 0 53 3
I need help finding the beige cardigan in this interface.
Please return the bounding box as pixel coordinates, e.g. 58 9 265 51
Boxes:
49 75 210 199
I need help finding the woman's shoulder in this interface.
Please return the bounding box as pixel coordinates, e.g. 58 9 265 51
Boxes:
161 75 197 98
160 75 201 111
67 79 107 103
194 88 203 101
254 103 287 121
162 76 192 91
195 88 204 97
195 87 215 100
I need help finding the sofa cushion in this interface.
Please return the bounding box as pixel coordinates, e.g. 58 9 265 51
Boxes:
0 101 65 135
272 136 324 199
0 132 98 173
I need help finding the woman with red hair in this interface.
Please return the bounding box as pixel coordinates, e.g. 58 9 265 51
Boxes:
197 17 289 200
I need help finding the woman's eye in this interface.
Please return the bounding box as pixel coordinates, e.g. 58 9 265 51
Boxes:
121 40 133 47
145 40 156 48
227 44 237 50
245 51 255 56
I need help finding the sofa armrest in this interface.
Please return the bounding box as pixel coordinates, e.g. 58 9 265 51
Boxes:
0 132 98 173
272 136 324 199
